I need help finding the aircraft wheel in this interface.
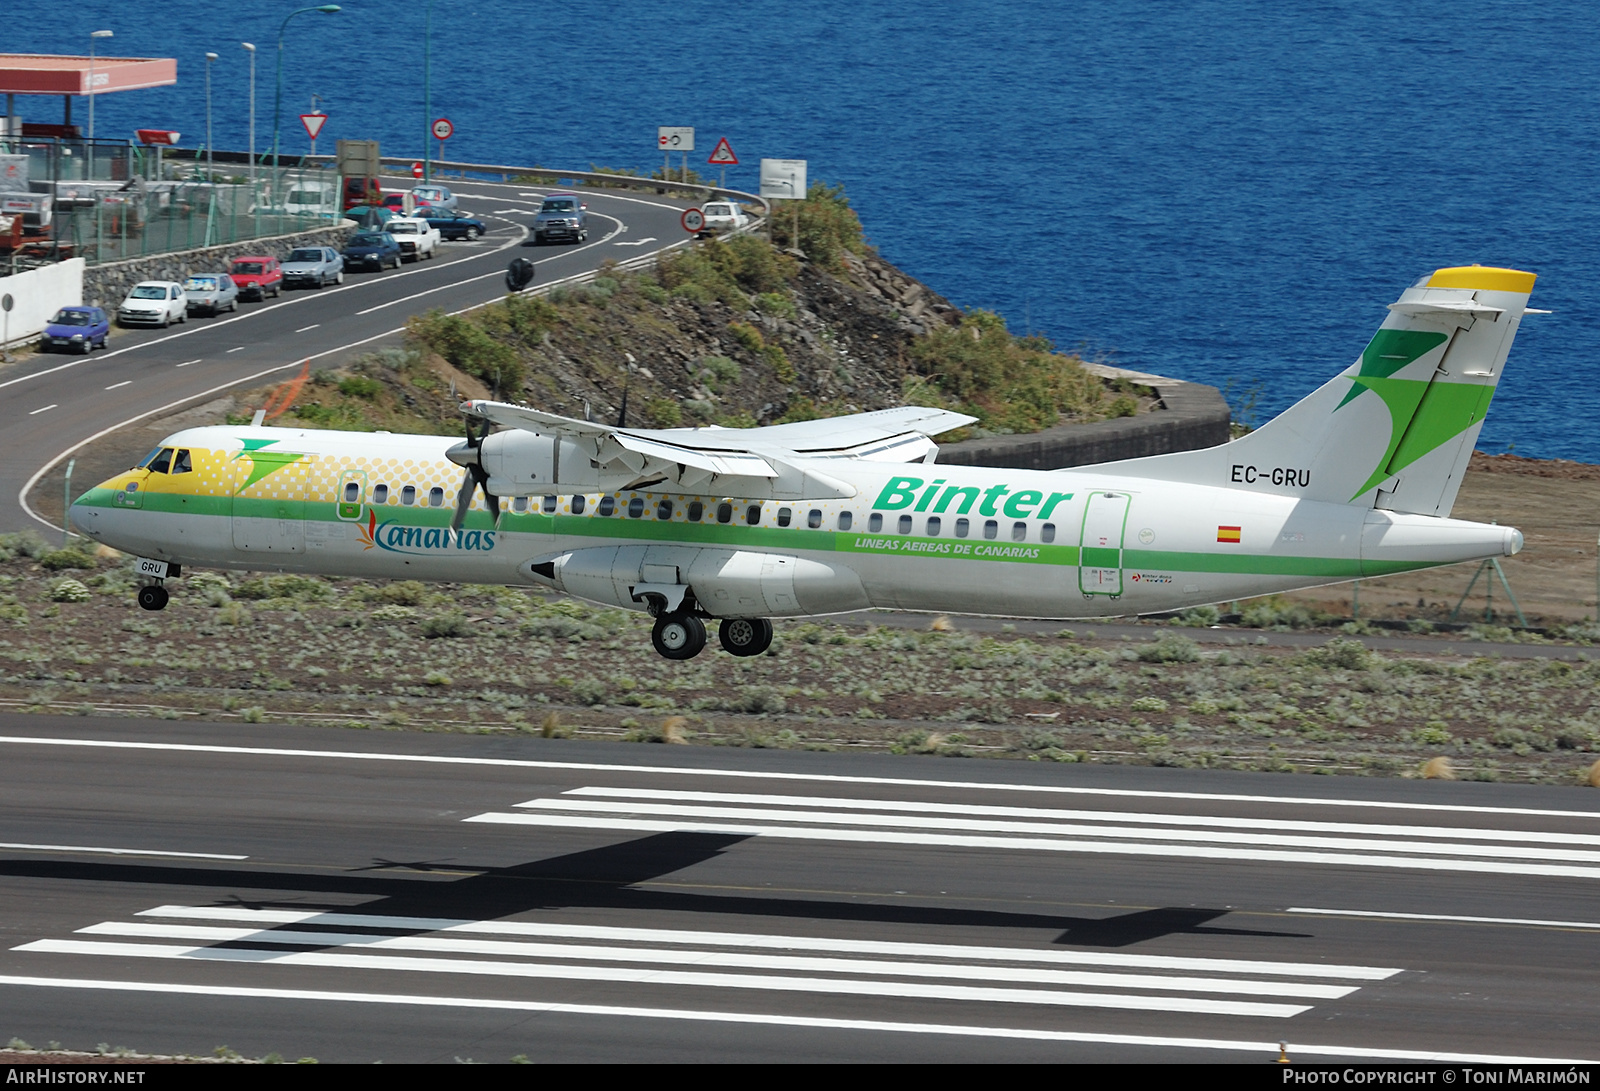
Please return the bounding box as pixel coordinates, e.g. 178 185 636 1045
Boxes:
651 612 706 660
137 585 169 612
718 617 773 657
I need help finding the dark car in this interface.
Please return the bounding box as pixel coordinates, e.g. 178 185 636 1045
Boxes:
533 193 588 244
413 207 485 240
342 231 403 271
39 305 110 354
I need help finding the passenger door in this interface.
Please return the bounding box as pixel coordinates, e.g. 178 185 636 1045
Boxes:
1078 491 1130 597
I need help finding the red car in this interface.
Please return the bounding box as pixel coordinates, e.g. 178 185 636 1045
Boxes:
343 177 381 211
380 193 408 215
228 255 282 301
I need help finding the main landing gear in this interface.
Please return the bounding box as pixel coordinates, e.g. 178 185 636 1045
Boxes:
648 612 775 660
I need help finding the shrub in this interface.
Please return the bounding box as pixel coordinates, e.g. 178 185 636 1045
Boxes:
754 291 796 319
49 578 91 603
768 181 867 272
337 375 383 399
39 548 97 571
420 612 472 639
1135 634 1201 663
405 310 524 393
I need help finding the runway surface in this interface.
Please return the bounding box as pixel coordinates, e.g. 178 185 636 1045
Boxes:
0 714 1594 1062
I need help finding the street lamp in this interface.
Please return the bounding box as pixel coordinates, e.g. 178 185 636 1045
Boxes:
204 52 217 183
87 29 112 143
271 5 340 177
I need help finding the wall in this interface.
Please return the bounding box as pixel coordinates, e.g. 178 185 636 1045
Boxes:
82 223 353 310
0 258 85 350
937 364 1232 470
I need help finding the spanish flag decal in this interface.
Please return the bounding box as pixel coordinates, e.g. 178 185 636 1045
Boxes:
1217 525 1242 544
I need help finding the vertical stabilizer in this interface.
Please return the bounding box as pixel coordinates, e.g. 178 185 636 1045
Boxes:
1093 266 1536 517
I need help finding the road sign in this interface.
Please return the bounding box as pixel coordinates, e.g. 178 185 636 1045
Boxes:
760 158 807 200
300 113 327 141
707 138 739 165
657 126 694 151
431 117 454 141
412 162 424 179
681 207 706 234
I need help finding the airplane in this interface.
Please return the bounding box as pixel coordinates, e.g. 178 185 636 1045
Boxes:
68 264 1537 660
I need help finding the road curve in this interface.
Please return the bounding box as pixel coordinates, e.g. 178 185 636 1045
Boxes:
0 713 1595 1063
0 176 702 534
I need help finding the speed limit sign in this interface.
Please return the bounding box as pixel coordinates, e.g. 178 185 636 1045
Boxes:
431 117 454 141
681 207 705 234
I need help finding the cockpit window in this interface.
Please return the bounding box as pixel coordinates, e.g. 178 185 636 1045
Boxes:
171 449 193 474
141 447 174 474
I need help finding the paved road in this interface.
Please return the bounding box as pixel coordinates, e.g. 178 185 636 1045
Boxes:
0 714 1595 1063
0 177 699 534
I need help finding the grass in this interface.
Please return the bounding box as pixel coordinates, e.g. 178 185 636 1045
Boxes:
4 548 1600 785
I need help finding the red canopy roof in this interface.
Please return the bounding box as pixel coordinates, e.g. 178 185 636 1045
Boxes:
0 54 177 96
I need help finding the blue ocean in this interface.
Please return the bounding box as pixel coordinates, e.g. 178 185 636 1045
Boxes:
19 1 1600 459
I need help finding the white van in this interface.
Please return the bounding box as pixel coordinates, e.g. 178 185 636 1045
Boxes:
283 181 339 219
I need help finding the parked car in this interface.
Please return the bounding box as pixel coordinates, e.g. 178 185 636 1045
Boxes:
283 181 340 219
413 207 485 239
410 184 456 211
379 193 408 215
117 282 187 327
183 274 239 316
282 246 346 289
533 193 588 244
343 206 397 231
38 305 109 353
385 217 440 262
700 200 749 235
343 176 381 211
342 231 403 271
229 256 282 301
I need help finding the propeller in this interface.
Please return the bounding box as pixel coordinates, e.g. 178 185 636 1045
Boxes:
445 412 501 539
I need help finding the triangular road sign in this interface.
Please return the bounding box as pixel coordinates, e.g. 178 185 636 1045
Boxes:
707 137 739 165
300 113 328 141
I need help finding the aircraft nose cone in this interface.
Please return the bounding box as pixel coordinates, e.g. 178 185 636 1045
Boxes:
1504 527 1524 556
68 499 98 539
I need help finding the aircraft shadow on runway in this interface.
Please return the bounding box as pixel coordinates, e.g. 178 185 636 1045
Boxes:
0 832 1311 950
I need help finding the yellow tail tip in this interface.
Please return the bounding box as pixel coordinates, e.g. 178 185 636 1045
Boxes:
1427 266 1536 293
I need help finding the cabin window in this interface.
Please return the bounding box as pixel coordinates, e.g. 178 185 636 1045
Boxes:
658 499 674 520
512 496 528 513
897 514 913 534
926 516 941 536
628 497 645 519
838 511 853 531
954 517 970 538
983 519 998 539
687 500 703 522
401 485 416 506
868 513 883 533
1012 521 1028 542
716 502 733 524
807 509 822 529
343 481 360 502
172 449 193 475
373 484 389 504
570 494 586 515
598 496 615 517
746 504 762 526
1041 522 1056 543
428 487 445 508
543 495 557 514
777 507 792 528
145 448 174 475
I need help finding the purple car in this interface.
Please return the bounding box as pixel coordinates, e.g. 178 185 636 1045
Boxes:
39 305 110 354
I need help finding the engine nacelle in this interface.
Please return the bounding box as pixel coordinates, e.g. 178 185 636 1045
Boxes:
482 430 610 494
523 546 869 618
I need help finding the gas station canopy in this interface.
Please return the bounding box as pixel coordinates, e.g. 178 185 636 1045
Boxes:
0 53 176 97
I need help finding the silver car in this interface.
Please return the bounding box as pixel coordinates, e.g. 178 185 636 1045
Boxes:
183 273 239 316
281 246 345 289
117 282 187 327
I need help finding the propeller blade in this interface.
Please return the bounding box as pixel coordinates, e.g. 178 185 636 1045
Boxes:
486 489 502 526
449 468 475 535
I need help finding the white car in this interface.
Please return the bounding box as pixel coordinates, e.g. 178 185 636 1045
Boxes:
410 185 456 211
117 281 187 327
385 217 441 262
701 201 749 234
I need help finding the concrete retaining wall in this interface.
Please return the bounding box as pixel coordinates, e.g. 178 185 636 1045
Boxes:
0 259 85 350
82 223 353 310
937 364 1232 470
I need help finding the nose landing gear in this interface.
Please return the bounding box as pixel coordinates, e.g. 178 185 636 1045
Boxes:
136 584 169 611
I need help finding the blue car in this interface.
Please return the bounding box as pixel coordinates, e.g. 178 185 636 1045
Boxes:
39 305 110 354
341 231 403 271
412 207 485 240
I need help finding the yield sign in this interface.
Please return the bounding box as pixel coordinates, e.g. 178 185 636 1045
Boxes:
707 137 739 165
300 113 327 140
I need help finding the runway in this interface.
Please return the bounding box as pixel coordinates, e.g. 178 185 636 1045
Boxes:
0 714 1594 1062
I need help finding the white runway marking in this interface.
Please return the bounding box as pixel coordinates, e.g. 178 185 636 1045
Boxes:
176 359 200 367
226 346 244 353
104 381 131 390
0 975 1584 1063
0 843 244 860
614 238 656 246
28 405 56 415
295 324 320 333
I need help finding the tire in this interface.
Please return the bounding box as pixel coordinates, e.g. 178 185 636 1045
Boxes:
470 227 482 239
76 339 90 355
651 613 707 660
136 585 169 612
718 617 773 658
160 314 170 328
335 271 344 285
